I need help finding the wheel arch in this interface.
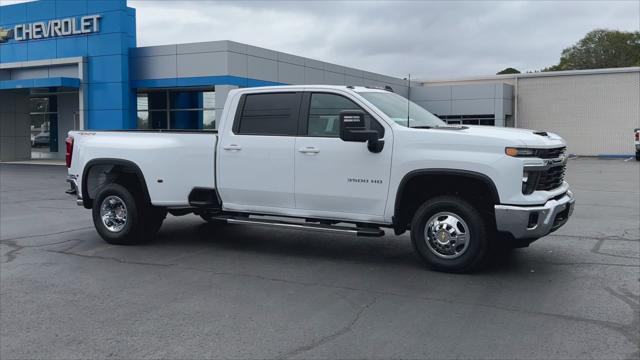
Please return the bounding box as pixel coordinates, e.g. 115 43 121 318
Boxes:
393 169 500 235
81 158 151 209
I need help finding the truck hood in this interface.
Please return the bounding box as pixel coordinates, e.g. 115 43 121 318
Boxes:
435 125 566 148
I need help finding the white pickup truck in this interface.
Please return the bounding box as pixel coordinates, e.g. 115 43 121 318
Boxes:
66 85 574 272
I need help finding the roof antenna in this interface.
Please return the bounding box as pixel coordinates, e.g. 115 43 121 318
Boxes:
407 74 411 128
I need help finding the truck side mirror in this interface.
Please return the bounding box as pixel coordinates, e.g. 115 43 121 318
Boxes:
339 110 385 153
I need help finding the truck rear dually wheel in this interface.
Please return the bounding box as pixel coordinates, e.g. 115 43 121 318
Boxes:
410 196 489 273
92 183 163 245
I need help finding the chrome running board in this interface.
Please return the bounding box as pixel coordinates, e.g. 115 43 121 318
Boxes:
221 216 384 237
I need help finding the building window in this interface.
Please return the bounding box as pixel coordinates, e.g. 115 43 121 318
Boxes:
136 88 215 130
30 96 58 153
438 114 495 126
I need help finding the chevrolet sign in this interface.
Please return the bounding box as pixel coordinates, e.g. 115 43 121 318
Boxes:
3 15 101 42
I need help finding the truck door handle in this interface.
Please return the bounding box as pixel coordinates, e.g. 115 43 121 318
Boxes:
298 146 320 154
223 144 242 151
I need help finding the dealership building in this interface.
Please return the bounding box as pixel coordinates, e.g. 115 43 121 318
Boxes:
412 68 640 157
1 0 638 162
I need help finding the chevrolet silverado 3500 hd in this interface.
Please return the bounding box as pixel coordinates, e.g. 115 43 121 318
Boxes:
66 85 575 273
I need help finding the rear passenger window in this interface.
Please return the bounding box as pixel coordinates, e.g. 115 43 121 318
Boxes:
237 93 300 136
308 93 384 138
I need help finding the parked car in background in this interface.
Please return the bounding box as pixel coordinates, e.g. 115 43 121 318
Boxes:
33 133 50 148
635 128 639 161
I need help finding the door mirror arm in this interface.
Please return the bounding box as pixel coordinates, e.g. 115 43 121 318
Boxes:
347 129 384 153
368 138 385 153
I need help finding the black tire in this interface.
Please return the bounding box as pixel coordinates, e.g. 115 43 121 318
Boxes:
410 196 489 273
635 151 640 161
92 183 162 245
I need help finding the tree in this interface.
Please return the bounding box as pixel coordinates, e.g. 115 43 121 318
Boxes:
544 29 640 71
496 67 521 75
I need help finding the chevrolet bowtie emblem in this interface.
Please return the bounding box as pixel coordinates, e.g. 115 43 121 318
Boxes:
0 27 14 43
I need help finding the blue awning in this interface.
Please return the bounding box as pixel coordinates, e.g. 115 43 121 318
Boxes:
0 77 81 90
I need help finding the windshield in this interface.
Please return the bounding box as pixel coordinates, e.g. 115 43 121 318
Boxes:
358 91 445 128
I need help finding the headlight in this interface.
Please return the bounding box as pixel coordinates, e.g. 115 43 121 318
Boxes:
505 147 537 157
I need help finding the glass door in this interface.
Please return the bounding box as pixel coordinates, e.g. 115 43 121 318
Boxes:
30 96 58 158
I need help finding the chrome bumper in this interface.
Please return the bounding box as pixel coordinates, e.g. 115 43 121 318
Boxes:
495 191 575 240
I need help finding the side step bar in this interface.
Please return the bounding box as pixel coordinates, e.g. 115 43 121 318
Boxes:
218 216 385 237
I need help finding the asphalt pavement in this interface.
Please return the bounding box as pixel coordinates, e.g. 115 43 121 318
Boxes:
1 158 638 359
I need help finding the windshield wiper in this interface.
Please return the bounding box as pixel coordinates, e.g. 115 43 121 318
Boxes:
411 125 433 129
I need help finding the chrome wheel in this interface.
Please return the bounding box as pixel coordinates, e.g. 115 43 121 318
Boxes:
424 212 470 259
100 195 128 233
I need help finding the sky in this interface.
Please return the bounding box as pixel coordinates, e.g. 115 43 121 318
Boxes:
2 0 639 79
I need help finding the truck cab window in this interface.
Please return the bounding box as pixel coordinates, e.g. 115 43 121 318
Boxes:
237 93 300 136
307 93 384 138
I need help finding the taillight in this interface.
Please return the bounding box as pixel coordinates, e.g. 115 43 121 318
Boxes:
65 136 74 168
635 132 639 141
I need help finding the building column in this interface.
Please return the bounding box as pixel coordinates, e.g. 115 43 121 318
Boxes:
214 85 239 129
0 91 30 161
78 58 88 130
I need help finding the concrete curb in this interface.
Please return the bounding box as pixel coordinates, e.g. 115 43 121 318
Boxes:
0 160 65 166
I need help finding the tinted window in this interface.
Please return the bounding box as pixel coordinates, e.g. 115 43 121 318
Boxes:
136 89 215 130
237 93 300 136
307 93 384 137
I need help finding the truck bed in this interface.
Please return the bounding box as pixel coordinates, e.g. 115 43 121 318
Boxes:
69 130 217 207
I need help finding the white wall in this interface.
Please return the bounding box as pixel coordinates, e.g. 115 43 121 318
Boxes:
517 71 640 156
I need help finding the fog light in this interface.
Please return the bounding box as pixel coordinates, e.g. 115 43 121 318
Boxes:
522 170 541 195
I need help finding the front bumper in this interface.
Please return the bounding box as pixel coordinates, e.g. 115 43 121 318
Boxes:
494 191 575 240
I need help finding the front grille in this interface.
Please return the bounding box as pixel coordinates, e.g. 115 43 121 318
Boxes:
538 147 566 159
536 164 566 191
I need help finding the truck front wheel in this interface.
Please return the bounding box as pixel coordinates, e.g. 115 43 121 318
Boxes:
92 183 163 245
410 196 489 273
